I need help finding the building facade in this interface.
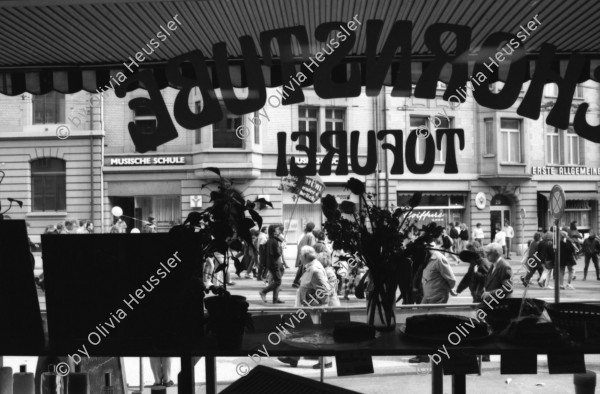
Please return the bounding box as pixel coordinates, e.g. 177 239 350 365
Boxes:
1 81 599 253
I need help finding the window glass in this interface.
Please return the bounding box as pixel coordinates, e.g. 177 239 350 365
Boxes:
31 158 66 211
298 106 320 152
566 126 581 165
213 104 243 148
484 118 494 155
254 111 260 144
546 127 560 165
434 117 452 162
410 116 429 163
194 101 202 144
32 92 65 124
500 118 521 163
325 107 345 148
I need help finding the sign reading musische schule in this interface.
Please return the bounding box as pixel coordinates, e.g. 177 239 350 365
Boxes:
109 156 186 166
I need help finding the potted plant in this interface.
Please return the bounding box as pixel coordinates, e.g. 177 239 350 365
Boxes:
194 168 271 348
321 178 444 330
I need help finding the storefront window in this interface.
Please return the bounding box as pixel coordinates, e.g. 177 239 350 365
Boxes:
397 193 466 228
561 200 594 231
282 200 322 244
134 196 181 232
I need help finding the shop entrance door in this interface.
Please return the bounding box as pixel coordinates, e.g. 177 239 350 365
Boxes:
110 196 135 232
490 206 511 242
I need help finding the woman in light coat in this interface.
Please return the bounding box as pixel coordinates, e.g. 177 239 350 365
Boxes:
316 252 340 306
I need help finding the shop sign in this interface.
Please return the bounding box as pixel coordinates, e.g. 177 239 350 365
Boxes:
550 184 566 220
294 157 352 165
190 195 202 208
405 210 446 221
531 166 600 175
475 192 487 210
279 175 326 203
109 156 186 166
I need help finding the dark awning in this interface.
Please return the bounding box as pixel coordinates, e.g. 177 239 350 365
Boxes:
565 192 599 201
0 0 599 95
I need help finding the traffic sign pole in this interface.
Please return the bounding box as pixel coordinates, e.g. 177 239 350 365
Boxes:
554 220 560 303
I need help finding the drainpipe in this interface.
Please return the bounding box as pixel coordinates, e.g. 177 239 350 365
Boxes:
89 95 95 226
374 95 380 207
100 94 105 233
383 88 389 208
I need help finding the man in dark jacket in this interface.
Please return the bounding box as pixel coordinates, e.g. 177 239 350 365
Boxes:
259 224 285 303
582 230 600 280
482 243 513 300
536 232 555 288
559 231 577 290
457 242 491 302
522 232 542 286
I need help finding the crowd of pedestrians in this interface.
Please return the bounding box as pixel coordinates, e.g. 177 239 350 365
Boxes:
44 219 94 234
520 221 600 289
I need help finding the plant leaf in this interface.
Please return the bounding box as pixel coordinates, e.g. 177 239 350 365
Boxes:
248 209 263 230
204 167 221 177
255 198 273 209
8 198 23 208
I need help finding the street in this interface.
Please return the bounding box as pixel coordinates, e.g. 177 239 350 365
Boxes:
25 250 600 393
220 249 600 308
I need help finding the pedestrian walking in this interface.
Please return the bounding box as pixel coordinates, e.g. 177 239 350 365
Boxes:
317 252 340 307
537 231 555 288
493 223 506 256
259 224 286 304
504 220 514 259
279 246 333 369
568 221 584 246
559 231 577 290
242 230 259 278
409 246 456 363
481 243 513 300
142 216 157 233
473 223 485 245
456 241 491 302
582 230 600 280
313 230 330 254
255 226 269 281
449 222 460 255
293 222 316 288
441 227 455 262
522 232 543 286
459 223 469 253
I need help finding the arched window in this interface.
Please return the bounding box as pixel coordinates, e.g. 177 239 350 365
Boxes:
31 158 66 211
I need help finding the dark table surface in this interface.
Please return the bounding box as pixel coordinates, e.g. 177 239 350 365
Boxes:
3 324 600 357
